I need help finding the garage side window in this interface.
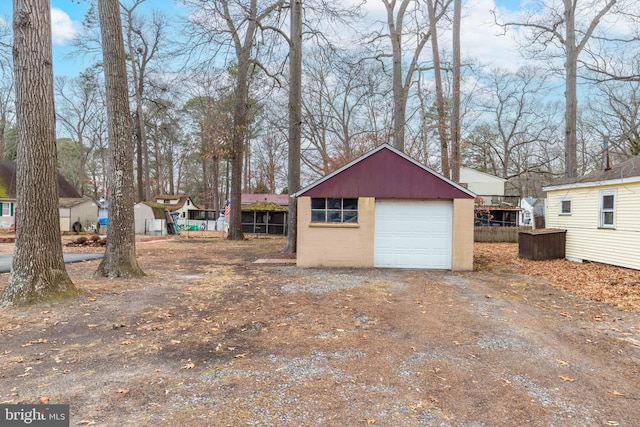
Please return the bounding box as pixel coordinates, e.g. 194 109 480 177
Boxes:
311 198 358 223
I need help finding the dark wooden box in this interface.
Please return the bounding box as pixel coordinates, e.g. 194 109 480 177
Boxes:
518 229 566 260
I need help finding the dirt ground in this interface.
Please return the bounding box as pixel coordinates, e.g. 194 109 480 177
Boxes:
1 235 639 426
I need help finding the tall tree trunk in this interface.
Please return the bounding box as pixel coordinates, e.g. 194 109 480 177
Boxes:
564 0 578 179
427 0 450 179
285 0 302 254
135 117 144 201
389 6 405 151
1 0 78 306
450 0 461 182
94 0 144 278
227 53 249 240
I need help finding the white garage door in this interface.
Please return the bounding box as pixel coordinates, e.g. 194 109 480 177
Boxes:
374 200 452 269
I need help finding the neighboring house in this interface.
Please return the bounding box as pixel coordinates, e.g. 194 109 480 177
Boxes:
59 198 99 232
134 201 167 235
520 197 546 229
294 144 476 270
543 155 640 270
460 167 521 227
0 159 81 230
242 193 289 207
153 194 200 221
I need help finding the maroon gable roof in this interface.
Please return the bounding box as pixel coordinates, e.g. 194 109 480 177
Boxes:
297 144 474 199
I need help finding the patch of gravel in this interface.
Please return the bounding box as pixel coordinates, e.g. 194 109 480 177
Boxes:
277 267 407 294
476 331 529 351
506 373 584 424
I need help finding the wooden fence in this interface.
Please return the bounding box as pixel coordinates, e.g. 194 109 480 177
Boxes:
474 226 533 243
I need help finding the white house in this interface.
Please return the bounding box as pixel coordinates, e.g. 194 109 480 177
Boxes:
543 155 640 270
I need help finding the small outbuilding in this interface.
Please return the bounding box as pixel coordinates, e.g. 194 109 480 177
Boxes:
134 201 167 235
543 154 640 270
294 144 476 270
242 201 288 235
59 198 99 232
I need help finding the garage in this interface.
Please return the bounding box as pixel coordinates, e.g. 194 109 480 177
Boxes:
294 144 475 271
374 200 452 269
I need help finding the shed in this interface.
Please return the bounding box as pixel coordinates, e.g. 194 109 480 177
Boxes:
543 154 640 270
294 144 476 270
134 201 167 235
242 201 288 235
59 198 98 232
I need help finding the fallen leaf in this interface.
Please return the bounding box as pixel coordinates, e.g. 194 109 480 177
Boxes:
609 390 624 396
120 340 133 346
117 389 129 395
40 396 50 404
605 422 620 426
234 353 247 359
556 359 568 366
21 339 48 347
181 362 195 369
560 312 570 317
485 294 493 299
559 375 575 382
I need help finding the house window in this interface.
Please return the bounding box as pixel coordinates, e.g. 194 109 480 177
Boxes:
600 190 616 228
1 203 11 217
559 198 572 215
311 198 358 223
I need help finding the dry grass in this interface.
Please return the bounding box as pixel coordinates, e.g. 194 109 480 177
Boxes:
475 242 640 312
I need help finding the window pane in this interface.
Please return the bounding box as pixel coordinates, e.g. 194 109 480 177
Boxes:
311 210 326 222
311 198 326 209
603 211 614 225
342 198 358 210
327 211 342 222
343 211 358 223
327 198 342 209
561 200 571 213
602 195 614 210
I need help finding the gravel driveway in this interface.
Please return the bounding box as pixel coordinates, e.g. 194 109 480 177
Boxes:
0 238 638 426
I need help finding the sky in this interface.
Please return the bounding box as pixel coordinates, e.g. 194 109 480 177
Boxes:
0 0 525 78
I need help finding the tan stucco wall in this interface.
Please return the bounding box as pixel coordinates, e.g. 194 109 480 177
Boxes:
296 197 375 268
297 196 475 270
451 198 475 271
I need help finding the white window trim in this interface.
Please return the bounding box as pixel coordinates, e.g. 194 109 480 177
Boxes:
559 197 572 215
599 189 616 229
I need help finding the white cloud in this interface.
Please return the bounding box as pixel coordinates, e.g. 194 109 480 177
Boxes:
457 0 527 71
51 8 79 45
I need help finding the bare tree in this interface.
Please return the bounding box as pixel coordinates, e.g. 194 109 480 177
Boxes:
585 80 640 158
494 0 618 178
55 67 104 196
0 19 14 160
183 0 287 240
1 0 78 306
285 0 302 253
94 0 145 278
369 0 450 152
469 67 561 184
450 0 461 182
121 0 168 202
427 0 450 178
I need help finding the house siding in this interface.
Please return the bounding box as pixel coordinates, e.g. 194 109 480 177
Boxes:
546 182 640 270
452 198 475 271
297 196 375 268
